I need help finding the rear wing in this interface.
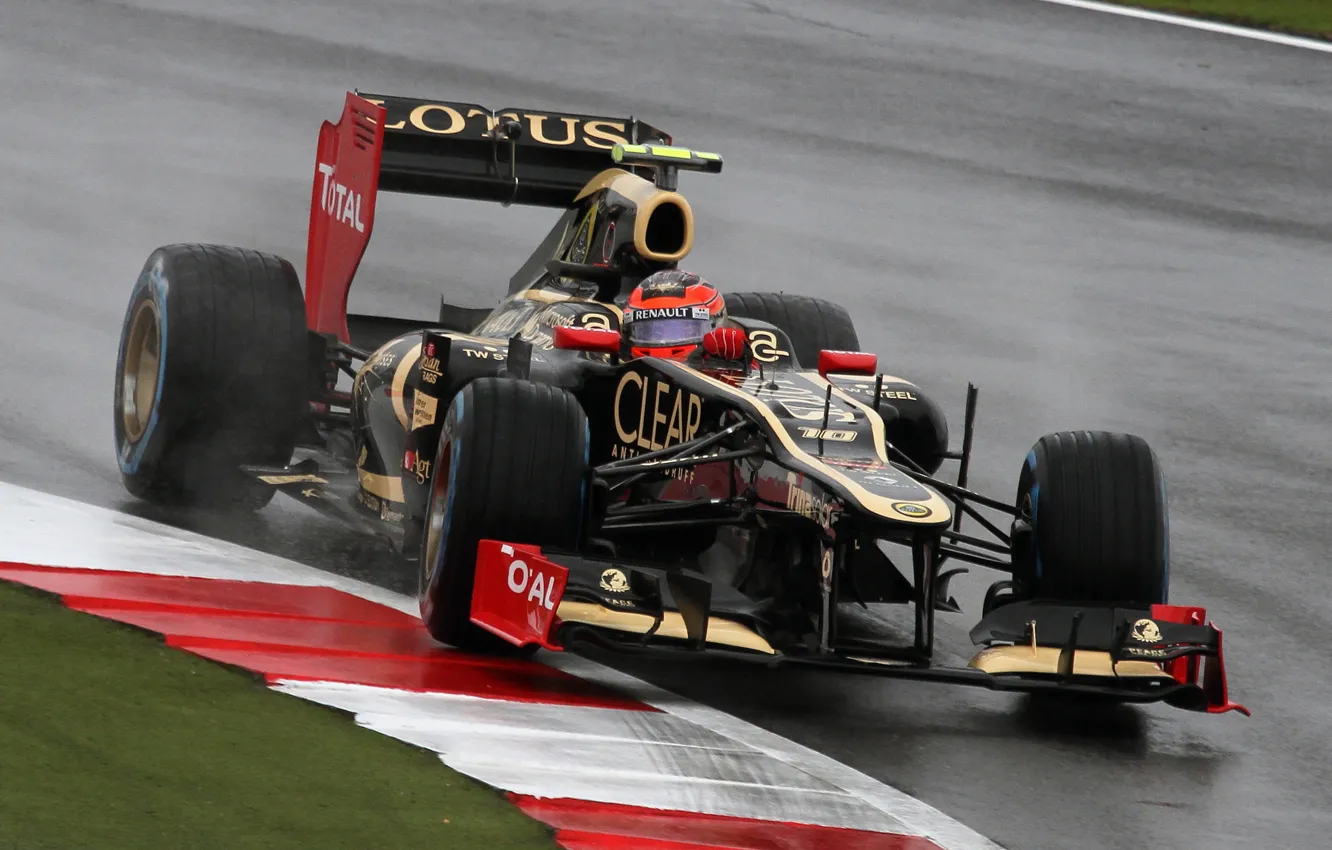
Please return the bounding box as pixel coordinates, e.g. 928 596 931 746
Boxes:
305 91 672 341
364 93 671 205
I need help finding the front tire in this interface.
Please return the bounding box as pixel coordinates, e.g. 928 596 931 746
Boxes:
1012 431 1169 605
419 378 589 651
113 244 309 510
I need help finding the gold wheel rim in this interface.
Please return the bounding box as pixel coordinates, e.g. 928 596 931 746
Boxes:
121 300 161 443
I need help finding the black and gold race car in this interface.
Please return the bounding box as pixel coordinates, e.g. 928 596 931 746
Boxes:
112 91 1246 715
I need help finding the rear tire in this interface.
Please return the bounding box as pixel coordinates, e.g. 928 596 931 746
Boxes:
724 291 859 366
1013 431 1169 605
419 378 589 652
113 244 309 510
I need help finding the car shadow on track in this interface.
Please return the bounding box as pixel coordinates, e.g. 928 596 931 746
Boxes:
1014 693 1149 746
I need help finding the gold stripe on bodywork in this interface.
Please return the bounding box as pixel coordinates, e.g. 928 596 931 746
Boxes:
968 645 1165 678
665 363 953 525
574 168 657 203
389 342 424 430
358 468 404 502
556 600 775 654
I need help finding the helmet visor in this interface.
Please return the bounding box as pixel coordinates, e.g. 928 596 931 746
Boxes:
626 317 712 348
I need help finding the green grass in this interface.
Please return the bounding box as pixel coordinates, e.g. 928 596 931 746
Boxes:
1111 1 1332 37
0 580 558 850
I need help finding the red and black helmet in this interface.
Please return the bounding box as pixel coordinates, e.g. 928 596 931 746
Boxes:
623 270 726 360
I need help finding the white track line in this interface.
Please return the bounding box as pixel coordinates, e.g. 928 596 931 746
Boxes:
546 652 1004 850
275 680 917 834
1027 0 1332 53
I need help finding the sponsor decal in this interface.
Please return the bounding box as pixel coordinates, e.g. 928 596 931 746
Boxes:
839 380 918 402
403 450 432 484
629 306 696 321
358 490 381 512
420 354 442 385
785 474 836 527
821 549 834 581
477 303 537 338
531 307 613 338
316 163 366 232
411 393 438 430
506 553 560 610
751 374 855 424
368 348 397 370
892 502 932 518
357 445 369 466
861 473 901 487
470 542 568 648
640 280 687 299
567 207 596 263
580 311 613 331
822 457 882 471
796 427 856 442
363 97 633 151
1131 618 1162 643
613 372 703 452
748 329 789 364
608 443 695 483
1122 646 1171 659
257 474 328 485
379 501 404 523
599 568 630 593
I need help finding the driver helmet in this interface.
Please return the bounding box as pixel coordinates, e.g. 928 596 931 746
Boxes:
624 270 726 360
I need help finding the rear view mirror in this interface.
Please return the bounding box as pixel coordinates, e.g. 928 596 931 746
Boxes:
553 325 622 355
818 350 878 377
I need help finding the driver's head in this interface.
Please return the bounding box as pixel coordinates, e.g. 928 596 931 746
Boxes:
624 270 726 360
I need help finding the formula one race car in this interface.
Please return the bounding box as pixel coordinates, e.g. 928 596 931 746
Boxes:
113 91 1245 715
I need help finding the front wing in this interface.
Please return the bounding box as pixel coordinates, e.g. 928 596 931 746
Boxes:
468 540 1248 716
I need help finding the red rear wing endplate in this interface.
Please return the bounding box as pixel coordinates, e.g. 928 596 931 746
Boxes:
305 94 385 342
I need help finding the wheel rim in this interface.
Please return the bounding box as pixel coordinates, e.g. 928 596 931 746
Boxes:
121 300 161 443
423 441 453 582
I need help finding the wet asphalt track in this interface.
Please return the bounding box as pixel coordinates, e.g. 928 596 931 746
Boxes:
3 1 1331 847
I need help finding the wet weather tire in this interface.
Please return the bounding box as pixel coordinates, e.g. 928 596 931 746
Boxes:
419 378 589 652
724 291 859 367
113 244 309 510
1013 431 1169 606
